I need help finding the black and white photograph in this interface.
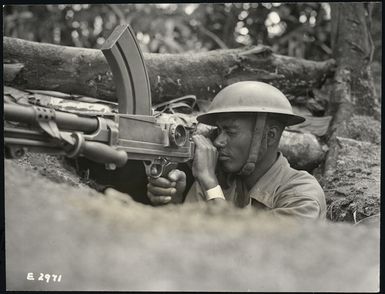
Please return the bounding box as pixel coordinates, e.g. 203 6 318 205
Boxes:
2 2 381 292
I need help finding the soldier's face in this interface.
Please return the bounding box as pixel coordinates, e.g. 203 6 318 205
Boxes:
213 114 255 173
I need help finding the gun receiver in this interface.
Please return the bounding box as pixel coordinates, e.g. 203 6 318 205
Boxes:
4 24 195 178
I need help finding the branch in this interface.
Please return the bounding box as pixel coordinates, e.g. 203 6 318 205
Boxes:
199 26 228 49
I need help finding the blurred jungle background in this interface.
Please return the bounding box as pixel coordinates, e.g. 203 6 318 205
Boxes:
3 3 382 61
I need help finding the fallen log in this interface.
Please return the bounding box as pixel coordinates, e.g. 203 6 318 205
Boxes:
279 131 327 171
4 36 335 104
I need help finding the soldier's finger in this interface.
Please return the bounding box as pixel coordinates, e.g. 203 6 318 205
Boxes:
192 135 207 151
202 135 215 146
147 176 173 188
148 184 177 196
147 192 172 205
198 134 212 148
192 134 202 146
151 166 158 175
193 134 215 151
168 169 186 183
200 135 216 149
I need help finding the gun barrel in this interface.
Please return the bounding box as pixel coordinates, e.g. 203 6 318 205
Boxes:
5 137 60 148
4 103 98 133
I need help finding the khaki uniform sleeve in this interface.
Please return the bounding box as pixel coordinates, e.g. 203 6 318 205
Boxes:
184 181 206 203
272 193 326 220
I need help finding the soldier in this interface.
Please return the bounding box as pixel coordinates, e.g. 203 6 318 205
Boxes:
147 81 326 219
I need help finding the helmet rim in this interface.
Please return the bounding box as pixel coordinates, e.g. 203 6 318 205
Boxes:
197 110 305 126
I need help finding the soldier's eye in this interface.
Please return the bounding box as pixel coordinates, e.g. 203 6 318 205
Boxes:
226 130 237 136
210 127 220 140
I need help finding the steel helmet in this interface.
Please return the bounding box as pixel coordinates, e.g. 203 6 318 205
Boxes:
197 81 305 126
197 81 305 177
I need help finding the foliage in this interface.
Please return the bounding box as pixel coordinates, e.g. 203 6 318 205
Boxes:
3 3 381 62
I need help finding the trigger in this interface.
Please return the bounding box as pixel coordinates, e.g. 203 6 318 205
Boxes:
162 162 178 178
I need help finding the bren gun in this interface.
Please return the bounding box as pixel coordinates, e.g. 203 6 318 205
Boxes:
4 24 195 178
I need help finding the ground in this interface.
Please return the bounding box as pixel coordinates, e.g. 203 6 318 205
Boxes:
316 115 381 223
4 158 380 291
323 137 380 223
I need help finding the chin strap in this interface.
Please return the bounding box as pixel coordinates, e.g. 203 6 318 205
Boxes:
238 113 267 176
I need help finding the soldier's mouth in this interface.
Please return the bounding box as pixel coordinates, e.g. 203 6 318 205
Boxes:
218 154 231 160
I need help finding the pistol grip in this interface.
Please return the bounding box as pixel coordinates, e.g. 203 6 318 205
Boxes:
144 160 178 179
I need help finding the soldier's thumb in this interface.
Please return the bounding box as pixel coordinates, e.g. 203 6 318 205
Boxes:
168 169 186 183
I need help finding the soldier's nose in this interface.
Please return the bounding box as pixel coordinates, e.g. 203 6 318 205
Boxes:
213 132 226 148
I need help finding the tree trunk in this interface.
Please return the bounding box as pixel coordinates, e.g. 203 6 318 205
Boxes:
3 36 335 105
324 3 380 177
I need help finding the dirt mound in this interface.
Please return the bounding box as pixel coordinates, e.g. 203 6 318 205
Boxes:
318 116 381 223
335 115 381 145
12 153 84 187
323 144 380 222
5 159 379 292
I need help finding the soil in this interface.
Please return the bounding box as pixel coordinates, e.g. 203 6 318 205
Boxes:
315 115 381 223
4 159 380 291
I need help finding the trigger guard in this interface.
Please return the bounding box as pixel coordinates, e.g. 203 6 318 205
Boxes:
143 160 164 178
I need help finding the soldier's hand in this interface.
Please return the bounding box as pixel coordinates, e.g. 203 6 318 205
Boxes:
192 134 219 191
147 169 187 205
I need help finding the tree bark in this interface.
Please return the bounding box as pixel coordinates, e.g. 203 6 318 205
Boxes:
324 3 380 177
4 36 335 105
